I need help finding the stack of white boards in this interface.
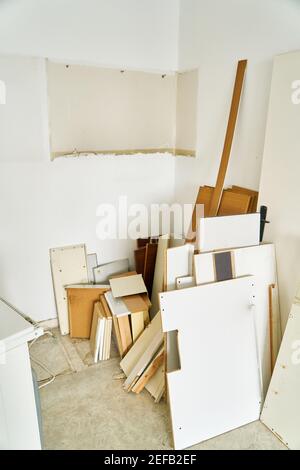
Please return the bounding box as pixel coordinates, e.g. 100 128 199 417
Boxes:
261 285 300 449
157 213 282 449
119 311 165 401
90 297 112 362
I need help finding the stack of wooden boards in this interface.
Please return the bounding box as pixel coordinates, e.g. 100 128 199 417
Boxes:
150 213 282 449
189 185 259 237
106 271 151 357
119 312 165 401
49 244 152 362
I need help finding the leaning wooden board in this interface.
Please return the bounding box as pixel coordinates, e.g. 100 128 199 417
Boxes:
66 285 109 338
50 244 89 335
197 213 260 252
261 297 300 449
159 276 261 450
194 243 281 395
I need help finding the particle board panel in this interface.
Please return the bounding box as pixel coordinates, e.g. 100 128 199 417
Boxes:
188 186 213 239
66 285 109 338
197 213 260 252
120 312 162 376
122 294 149 314
176 276 196 290
93 258 129 283
231 186 259 212
194 243 281 395
166 244 194 291
217 190 252 216
87 253 98 283
159 276 261 450
145 363 165 402
109 274 147 298
104 291 130 317
150 235 170 318
117 315 132 356
131 311 145 342
132 346 164 394
134 247 146 275
258 51 300 327
143 243 158 297
261 301 300 449
50 244 88 335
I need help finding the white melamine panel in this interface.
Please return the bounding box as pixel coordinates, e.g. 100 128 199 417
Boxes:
93 259 129 284
150 235 169 318
197 213 260 252
258 51 300 327
193 253 215 285
104 291 129 318
194 244 280 395
109 274 147 298
261 300 300 449
87 253 98 283
159 277 261 450
50 244 88 335
176 276 196 290
166 244 194 291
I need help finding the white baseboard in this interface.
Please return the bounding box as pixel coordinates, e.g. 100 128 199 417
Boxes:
38 318 59 330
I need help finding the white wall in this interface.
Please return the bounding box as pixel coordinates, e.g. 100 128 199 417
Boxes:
0 1 179 322
175 0 300 205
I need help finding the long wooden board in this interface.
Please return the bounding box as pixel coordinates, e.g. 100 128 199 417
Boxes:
150 235 170 318
208 60 247 216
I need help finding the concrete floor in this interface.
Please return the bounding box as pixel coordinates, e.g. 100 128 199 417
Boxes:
30 329 286 450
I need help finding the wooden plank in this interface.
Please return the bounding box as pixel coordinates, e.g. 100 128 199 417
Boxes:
197 213 260 252
66 285 109 338
100 294 113 360
143 243 158 297
150 235 170 318
90 302 101 362
109 274 147 298
208 60 247 216
159 276 261 450
123 330 163 391
131 311 145 342
117 315 132 356
261 299 300 449
120 312 162 376
50 244 88 335
166 244 194 291
231 186 259 212
122 294 149 314
217 190 252 216
87 253 98 283
145 363 165 402
131 346 164 394
93 258 129 283
188 186 214 239
134 247 146 275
